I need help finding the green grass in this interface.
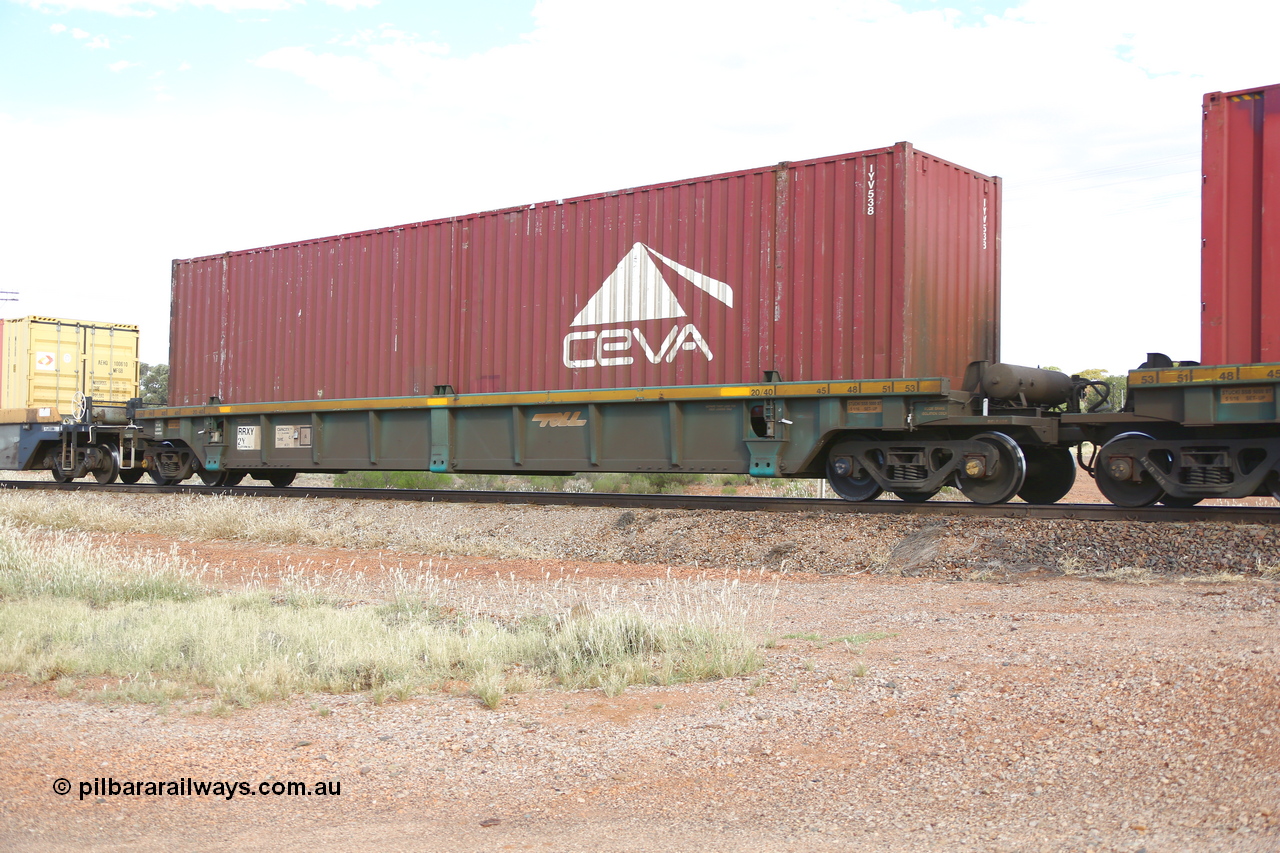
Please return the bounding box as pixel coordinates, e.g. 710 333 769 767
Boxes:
581 472 708 494
334 470 457 490
334 471 586 492
0 523 762 708
780 631 896 648
335 470 720 494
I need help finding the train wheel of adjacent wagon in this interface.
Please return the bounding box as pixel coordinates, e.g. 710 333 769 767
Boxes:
91 449 120 485
148 470 177 486
825 450 883 502
1263 471 1280 504
223 471 245 487
1017 447 1076 505
894 489 939 503
118 468 145 485
267 471 296 488
1094 432 1163 508
957 432 1026 505
198 469 231 487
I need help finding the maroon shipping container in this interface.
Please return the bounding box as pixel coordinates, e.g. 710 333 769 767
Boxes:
1201 83 1280 365
170 142 1000 405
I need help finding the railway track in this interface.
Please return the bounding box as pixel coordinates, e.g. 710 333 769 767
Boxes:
2 479 1279 524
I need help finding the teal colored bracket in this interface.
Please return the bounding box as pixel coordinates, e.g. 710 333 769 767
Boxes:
745 439 784 477
429 408 452 473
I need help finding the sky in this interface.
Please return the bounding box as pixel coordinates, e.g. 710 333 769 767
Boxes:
1 0 1277 372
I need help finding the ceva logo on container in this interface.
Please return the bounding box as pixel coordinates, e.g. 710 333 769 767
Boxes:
562 242 734 369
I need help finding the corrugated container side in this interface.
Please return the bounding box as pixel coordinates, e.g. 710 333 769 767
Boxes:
1201 83 1280 365
170 143 1000 405
0 316 139 410
82 323 140 403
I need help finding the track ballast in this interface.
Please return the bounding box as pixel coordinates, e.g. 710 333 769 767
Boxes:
2 480 1278 524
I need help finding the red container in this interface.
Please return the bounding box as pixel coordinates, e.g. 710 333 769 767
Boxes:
1201 83 1280 365
170 142 1000 405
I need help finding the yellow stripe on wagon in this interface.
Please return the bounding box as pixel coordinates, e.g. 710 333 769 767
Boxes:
143 377 948 419
1130 363 1280 386
719 380 943 397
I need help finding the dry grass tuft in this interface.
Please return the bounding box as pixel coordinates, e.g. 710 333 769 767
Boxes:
0 522 764 708
0 491 551 559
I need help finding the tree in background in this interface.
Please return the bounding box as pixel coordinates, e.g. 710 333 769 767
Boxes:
1042 367 1128 412
139 363 169 406
1075 368 1127 412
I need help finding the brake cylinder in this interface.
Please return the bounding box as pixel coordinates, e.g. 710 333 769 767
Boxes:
979 363 1074 407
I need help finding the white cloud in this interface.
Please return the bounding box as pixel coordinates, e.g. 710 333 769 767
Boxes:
107 59 141 71
60 26 110 48
252 45 408 101
252 25 450 99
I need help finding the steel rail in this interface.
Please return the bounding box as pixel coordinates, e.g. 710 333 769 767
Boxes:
2 480 1278 524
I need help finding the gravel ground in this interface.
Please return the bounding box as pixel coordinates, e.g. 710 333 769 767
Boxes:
2 485 1276 578
0 495 1277 852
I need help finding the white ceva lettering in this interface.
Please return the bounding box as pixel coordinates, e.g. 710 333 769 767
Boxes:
562 325 714 369
633 326 679 363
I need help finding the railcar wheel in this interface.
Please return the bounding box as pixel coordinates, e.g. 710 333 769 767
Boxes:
1094 432 1163 508
825 450 883 502
148 470 177 486
894 489 939 503
1017 447 1076 504
198 469 231 487
92 449 120 485
223 471 246 487
957 432 1026 505
118 468 145 485
1159 495 1203 507
267 471 296 488
1267 472 1280 503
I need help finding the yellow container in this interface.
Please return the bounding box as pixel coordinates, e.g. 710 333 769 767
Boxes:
0 316 140 412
